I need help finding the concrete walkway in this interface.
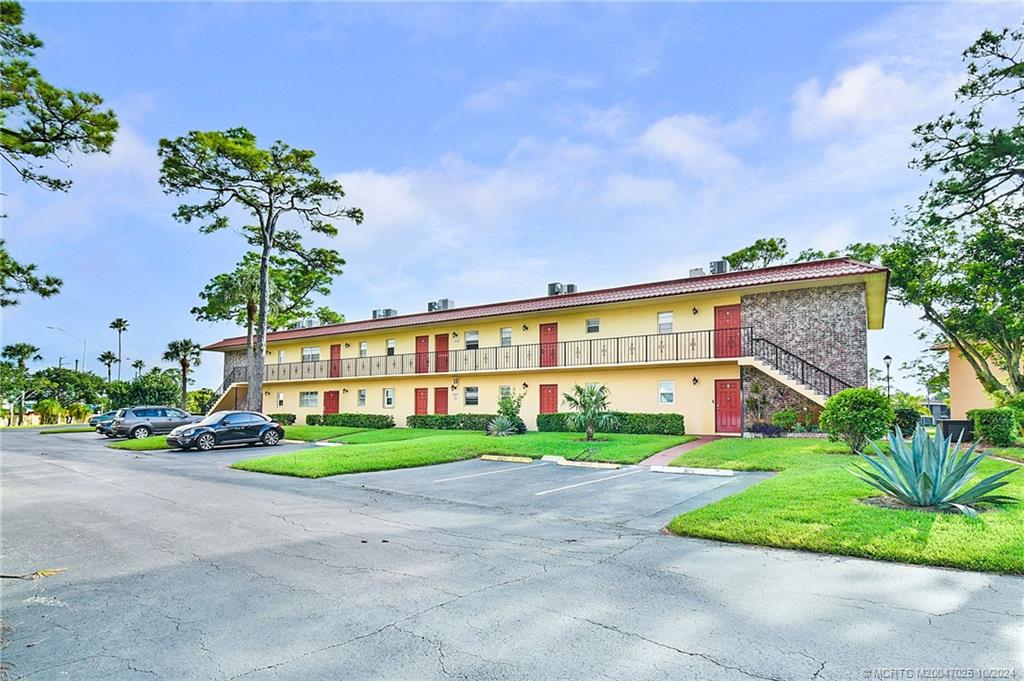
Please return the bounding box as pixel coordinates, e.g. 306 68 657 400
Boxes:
640 435 721 466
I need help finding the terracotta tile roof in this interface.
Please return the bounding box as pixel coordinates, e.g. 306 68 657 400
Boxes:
202 257 888 351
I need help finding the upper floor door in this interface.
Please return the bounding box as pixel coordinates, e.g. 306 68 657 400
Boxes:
435 333 449 373
415 335 430 373
714 305 742 358
329 344 341 378
540 323 558 367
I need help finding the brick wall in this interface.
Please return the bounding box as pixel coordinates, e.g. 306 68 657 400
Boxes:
740 366 822 429
740 283 868 387
223 350 247 382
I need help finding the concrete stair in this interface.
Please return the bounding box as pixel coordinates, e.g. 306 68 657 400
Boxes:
738 356 830 406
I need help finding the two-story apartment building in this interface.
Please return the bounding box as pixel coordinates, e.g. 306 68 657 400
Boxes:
203 258 889 434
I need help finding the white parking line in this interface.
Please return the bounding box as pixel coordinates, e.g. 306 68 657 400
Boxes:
434 462 550 483
534 469 642 496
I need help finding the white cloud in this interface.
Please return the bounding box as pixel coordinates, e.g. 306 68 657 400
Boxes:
638 114 754 178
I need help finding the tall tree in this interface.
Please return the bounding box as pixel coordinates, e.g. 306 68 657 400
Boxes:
97 350 117 383
722 238 788 271
108 318 128 380
162 339 201 411
0 1 118 306
2 341 39 424
131 358 145 377
159 128 362 411
884 22 1024 397
30 366 103 407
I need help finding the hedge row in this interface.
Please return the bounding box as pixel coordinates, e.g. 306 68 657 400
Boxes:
536 411 685 435
406 414 494 430
967 407 1019 447
305 413 395 429
267 413 297 425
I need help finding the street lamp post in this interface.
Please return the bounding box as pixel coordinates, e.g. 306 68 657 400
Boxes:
883 354 893 400
47 326 87 372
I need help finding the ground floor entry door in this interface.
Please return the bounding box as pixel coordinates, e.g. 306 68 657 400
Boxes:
540 384 559 414
714 380 741 433
415 388 428 415
434 387 448 415
324 390 340 415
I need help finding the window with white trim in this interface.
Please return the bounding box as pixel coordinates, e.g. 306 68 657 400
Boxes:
500 327 512 347
277 350 286 364
357 389 366 407
359 341 368 357
383 388 395 408
657 312 673 335
464 386 479 406
465 330 479 350
299 391 318 408
386 339 396 356
586 318 600 333
301 347 320 362
659 380 675 404
276 392 285 408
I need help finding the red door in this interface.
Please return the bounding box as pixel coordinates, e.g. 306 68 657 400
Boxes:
715 380 741 433
540 384 559 414
415 335 429 373
540 323 558 367
714 305 742 358
414 388 428 415
435 334 449 373
329 344 341 378
324 390 340 415
434 387 448 415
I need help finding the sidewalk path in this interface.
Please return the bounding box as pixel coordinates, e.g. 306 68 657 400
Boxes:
639 435 721 467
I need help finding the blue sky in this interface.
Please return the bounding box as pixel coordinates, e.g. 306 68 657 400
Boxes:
5 2 1020 390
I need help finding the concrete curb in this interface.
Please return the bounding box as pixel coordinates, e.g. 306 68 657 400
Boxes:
649 465 734 477
540 455 620 470
480 455 533 463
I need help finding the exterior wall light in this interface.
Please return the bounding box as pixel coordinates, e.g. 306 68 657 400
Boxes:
342 388 349 394
452 331 459 338
522 324 529 331
344 343 350 348
692 377 699 385
692 307 698 315
522 382 529 389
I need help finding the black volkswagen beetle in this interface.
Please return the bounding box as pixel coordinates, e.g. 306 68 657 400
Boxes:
166 410 285 451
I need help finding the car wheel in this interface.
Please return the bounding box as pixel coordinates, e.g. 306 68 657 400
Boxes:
104 433 115 439
261 430 281 446
196 433 216 451
131 426 151 439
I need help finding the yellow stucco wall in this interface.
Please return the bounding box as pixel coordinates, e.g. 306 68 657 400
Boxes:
258 363 739 434
947 348 1006 419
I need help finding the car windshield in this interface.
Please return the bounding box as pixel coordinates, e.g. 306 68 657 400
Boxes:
195 411 229 426
115 409 125 418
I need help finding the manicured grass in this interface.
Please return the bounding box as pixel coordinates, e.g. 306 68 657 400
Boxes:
989 444 1024 464
328 428 475 444
283 425 367 442
666 438 1024 574
233 431 693 478
108 435 178 451
39 426 96 434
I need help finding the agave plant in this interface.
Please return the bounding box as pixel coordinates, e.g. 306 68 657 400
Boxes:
486 415 517 437
851 424 1017 516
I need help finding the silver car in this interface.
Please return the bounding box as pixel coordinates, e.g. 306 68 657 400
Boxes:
111 406 203 439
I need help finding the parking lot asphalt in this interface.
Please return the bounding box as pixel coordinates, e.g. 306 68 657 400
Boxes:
2 429 1021 681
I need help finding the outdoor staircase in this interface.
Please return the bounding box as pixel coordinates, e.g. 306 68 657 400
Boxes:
739 336 854 406
203 366 247 414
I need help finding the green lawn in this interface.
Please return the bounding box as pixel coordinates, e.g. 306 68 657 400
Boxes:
989 440 1024 464
283 425 367 441
233 430 693 478
108 435 178 451
328 427 471 444
666 438 1024 574
39 426 95 434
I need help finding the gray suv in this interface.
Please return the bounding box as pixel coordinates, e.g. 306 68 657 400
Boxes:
111 406 203 439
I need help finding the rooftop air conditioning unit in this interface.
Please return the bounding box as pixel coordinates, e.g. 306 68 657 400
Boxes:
564 283 577 294
689 267 706 278
547 282 563 296
428 298 454 312
372 308 398 319
709 260 730 275
290 318 316 330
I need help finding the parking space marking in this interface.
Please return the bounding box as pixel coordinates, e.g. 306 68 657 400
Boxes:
533 469 642 496
433 462 550 483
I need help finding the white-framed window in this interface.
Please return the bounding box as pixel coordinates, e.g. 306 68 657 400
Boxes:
276 392 285 407
659 380 675 404
386 339 396 356
301 347 320 362
464 386 479 406
359 341 368 357
499 385 512 398
357 389 366 407
465 330 479 350
586 318 600 333
383 388 395 408
657 312 673 335
299 391 318 408
277 350 286 364
500 327 512 347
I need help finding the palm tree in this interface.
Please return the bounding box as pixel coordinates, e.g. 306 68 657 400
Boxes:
131 358 145 377
2 343 42 425
109 318 129 380
163 339 202 410
562 384 618 442
97 351 118 382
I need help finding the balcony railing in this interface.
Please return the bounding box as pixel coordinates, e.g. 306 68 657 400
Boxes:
255 327 756 382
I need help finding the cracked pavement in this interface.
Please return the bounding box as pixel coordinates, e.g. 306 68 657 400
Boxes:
2 430 1021 680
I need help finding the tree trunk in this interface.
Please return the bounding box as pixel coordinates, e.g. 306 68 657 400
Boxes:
249 244 271 413
117 332 122 380
107 366 111 382
586 424 594 441
245 301 256 387
181 361 189 411
18 390 24 426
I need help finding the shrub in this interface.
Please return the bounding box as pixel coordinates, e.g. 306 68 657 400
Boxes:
34 398 64 424
562 384 617 442
819 387 894 451
852 424 1017 516
496 388 527 434
304 413 394 428
305 414 323 426
992 392 1024 437
892 406 922 435
536 411 684 435
770 408 798 432
967 408 1018 447
486 415 517 437
268 413 296 425
406 414 494 430
748 422 783 438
